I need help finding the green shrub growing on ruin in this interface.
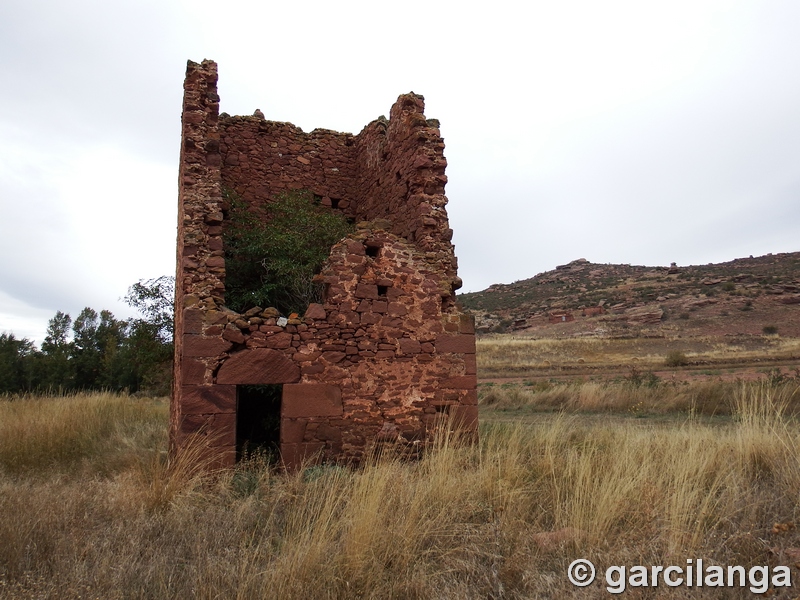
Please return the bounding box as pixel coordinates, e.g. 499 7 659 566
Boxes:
223 189 355 315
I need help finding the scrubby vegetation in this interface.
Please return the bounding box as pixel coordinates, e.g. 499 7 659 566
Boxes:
222 189 355 315
664 349 689 367
1 385 798 598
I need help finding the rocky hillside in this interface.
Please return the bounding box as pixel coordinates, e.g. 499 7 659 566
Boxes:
459 252 800 338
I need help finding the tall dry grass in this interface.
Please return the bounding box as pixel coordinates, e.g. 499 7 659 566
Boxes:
479 376 800 418
481 379 712 416
1 387 798 598
0 392 168 475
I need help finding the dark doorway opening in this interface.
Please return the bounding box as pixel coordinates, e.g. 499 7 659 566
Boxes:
236 384 282 462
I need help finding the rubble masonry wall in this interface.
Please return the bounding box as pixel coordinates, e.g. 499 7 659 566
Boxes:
172 59 476 469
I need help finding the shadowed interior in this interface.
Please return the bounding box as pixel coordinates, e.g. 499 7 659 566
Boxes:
236 384 282 462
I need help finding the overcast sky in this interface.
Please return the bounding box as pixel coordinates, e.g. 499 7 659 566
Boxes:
2 0 799 343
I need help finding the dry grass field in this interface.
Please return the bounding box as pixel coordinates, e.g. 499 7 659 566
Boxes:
477 334 800 379
1 386 799 599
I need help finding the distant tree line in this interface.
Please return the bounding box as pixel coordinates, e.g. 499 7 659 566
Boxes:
0 276 174 396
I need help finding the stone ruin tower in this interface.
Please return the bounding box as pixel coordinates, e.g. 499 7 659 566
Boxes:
171 59 477 469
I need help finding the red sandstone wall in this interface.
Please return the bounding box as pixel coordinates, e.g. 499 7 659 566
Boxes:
219 118 357 210
351 95 457 284
177 224 476 468
277 225 476 464
172 59 476 469
173 59 228 459
217 93 460 295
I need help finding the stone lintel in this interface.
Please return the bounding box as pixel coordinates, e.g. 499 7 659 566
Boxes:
217 348 301 384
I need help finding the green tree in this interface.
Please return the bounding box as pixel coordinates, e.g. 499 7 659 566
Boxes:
71 307 130 390
0 332 38 394
40 311 74 391
119 276 175 395
96 310 128 389
123 276 174 343
223 189 354 314
72 307 101 389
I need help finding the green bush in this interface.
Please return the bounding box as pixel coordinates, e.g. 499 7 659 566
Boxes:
625 366 661 388
665 350 689 367
763 325 778 335
223 189 355 315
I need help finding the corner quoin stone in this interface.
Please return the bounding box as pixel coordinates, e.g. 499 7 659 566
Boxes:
178 412 236 447
435 334 476 354
183 335 233 357
181 384 236 413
